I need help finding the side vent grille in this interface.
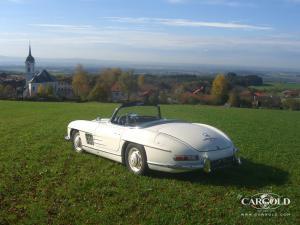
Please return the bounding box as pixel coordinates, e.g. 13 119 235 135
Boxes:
85 133 94 145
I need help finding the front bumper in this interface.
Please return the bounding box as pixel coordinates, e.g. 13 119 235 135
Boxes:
65 135 70 141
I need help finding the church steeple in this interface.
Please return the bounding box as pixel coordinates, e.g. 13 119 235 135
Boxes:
26 42 35 63
29 43 32 56
25 42 35 81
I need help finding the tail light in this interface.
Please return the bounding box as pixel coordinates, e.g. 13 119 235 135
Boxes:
174 155 199 161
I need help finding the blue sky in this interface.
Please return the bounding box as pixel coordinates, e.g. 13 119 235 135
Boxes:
1 0 300 69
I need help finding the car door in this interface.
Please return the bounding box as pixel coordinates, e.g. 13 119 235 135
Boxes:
94 121 125 152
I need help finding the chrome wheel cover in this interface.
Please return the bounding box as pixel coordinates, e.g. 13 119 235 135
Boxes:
74 134 82 152
128 147 143 173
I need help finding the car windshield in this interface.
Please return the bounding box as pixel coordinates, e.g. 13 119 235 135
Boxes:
112 105 161 126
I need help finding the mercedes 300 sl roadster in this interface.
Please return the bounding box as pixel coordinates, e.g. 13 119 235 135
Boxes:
65 102 241 175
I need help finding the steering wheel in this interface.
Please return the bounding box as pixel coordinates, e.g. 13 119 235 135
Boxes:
117 115 127 125
127 113 138 125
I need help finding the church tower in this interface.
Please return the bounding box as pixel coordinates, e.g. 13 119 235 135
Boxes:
25 43 35 81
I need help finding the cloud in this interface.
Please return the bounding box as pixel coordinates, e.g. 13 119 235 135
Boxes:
105 17 272 30
20 23 297 50
2 25 300 69
29 24 94 30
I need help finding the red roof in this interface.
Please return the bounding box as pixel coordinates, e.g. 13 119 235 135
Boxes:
282 90 299 95
239 90 252 97
254 92 268 97
140 89 154 97
111 83 122 92
192 86 204 95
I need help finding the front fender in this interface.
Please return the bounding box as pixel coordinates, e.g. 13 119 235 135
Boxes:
66 120 99 140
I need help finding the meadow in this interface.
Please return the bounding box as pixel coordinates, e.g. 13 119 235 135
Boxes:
0 100 299 225
250 82 300 91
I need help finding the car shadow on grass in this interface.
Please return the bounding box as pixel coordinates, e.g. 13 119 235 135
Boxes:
147 158 289 189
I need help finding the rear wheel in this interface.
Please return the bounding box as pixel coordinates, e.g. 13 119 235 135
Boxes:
72 131 84 153
125 143 148 175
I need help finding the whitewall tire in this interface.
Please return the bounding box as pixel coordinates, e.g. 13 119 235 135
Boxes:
125 143 148 175
72 132 84 153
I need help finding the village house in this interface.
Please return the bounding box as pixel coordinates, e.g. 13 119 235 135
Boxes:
282 90 300 98
0 73 25 98
56 76 74 99
111 83 125 102
28 69 57 96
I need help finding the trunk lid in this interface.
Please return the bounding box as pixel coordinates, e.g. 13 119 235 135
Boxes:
148 121 233 152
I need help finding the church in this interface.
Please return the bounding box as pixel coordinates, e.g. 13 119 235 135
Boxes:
24 44 73 98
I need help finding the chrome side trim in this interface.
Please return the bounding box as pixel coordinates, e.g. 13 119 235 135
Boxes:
143 145 172 153
199 146 232 152
82 145 120 157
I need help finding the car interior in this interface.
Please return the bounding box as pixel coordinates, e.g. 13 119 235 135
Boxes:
113 114 159 126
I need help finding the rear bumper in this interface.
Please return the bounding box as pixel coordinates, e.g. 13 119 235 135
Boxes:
148 161 204 170
148 156 241 173
211 156 236 169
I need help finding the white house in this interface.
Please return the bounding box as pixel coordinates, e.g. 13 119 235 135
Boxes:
28 69 57 96
56 76 74 98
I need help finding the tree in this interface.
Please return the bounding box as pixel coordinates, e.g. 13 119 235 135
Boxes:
211 74 229 105
45 85 54 97
226 72 237 88
0 84 4 98
228 91 240 107
282 99 300 111
159 91 168 104
94 68 122 100
3 85 16 98
99 68 121 89
37 84 46 97
137 75 145 90
173 84 185 101
88 82 108 102
148 92 159 104
72 65 90 101
244 75 263 86
118 70 137 101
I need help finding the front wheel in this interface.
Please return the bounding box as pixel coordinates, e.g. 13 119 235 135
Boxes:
125 143 148 175
72 131 84 153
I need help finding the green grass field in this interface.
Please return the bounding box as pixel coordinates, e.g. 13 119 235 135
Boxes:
250 82 300 91
0 101 299 225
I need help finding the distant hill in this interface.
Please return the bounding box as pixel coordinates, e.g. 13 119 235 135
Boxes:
0 55 299 82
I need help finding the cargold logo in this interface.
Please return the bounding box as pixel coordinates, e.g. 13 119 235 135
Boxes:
241 193 291 210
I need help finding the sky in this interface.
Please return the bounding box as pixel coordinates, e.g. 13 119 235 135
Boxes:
0 0 300 69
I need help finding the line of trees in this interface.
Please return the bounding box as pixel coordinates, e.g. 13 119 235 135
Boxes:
72 65 139 102
2 65 299 111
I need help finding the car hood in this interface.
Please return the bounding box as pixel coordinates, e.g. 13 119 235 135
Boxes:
146 121 233 152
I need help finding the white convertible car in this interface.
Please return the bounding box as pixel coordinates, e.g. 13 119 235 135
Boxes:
65 102 241 175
